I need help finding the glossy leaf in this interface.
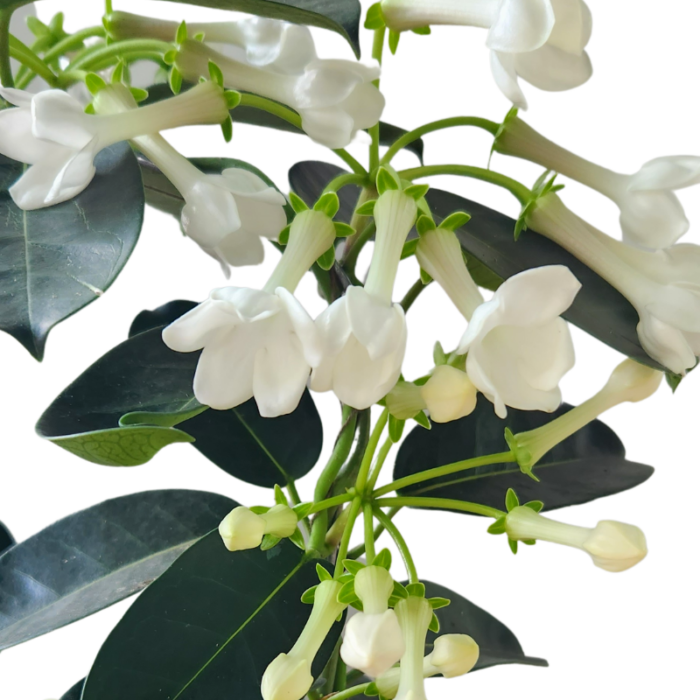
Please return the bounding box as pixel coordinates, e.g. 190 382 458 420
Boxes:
0 490 236 651
287 161 661 368
393 397 654 512
0 144 144 360
82 536 341 700
0 521 14 554
422 581 547 671
37 303 324 484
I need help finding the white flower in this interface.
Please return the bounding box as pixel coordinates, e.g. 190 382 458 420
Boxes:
218 505 298 551
262 580 346 700
457 265 580 418
495 116 700 249
0 81 229 209
528 193 700 373
94 84 287 271
311 189 416 408
107 12 316 74
420 365 478 423
381 0 592 109
505 506 648 572
176 39 385 149
393 596 433 700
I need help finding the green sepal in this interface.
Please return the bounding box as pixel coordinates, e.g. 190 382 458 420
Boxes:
355 199 376 216
163 49 177 66
666 371 683 392
376 167 400 195
317 245 336 271
85 72 107 96
221 116 233 143
388 29 401 54
429 597 451 610
373 548 392 570
176 20 188 45
301 585 317 604
260 534 281 551
26 16 50 37
194 32 206 42
413 411 431 430
337 581 357 604
111 60 126 84
406 582 425 598
365 682 380 697
364 3 386 30
289 529 306 550
400 238 418 259
288 191 309 213
433 341 448 366
392 581 409 599
169 67 182 94
404 184 429 201
420 268 433 285
129 88 149 103
416 214 436 236
440 211 471 231
522 538 537 546
314 192 340 218
49 12 65 35
316 563 333 582
225 90 241 109
343 559 366 575
334 222 355 237
508 538 519 555
505 488 520 512
337 573 354 585
524 500 544 513
84 103 96 115
249 506 269 515
389 415 405 443
487 517 507 535
274 484 288 506
411 26 431 35
293 502 313 519
278 225 291 246
429 612 440 633
515 170 561 241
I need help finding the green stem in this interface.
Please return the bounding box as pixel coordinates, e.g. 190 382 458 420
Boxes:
347 506 401 559
366 435 394 493
44 26 106 65
363 502 376 563
334 496 363 578
65 38 172 72
323 172 369 195
332 409 371 496
306 493 356 515
342 220 376 277
105 0 114 13
373 451 516 498
334 657 348 693
0 9 14 89
381 116 499 166
401 278 429 313
328 683 371 700
399 164 530 205
8 36 58 86
373 506 418 584
356 409 389 492
375 496 505 519
368 27 385 173
334 148 368 176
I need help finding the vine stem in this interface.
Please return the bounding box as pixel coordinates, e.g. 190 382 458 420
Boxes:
0 9 14 88
373 506 419 584
334 497 363 578
365 435 394 493
64 38 173 72
355 409 389 492
326 682 371 700
373 451 516 498
323 172 369 195
399 164 530 205
375 496 506 519
381 116 500 165
400 278 429 313
306 493 356 516
363 502 376 563
8 36 58 86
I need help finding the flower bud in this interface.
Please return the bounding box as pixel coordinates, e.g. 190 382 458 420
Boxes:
425 634 479 678
261 653 311 700
420 365 477 423
341 609 405 677
219 505 298 551
505 506 647 573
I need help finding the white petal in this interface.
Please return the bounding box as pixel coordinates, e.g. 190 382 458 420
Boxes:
0 105 50 164
487 0 556 53
238 18 316 73
619 191 688 249
490 51 528 110
275 287 323 367
629 156 700 192
31 90 94 149
234 192 287 240
162 298 238 352
547 0 592 54
215 230 266 267
636 311 697 375
181 179 242 248
0 87 33 108
299 106 356 149
514 44 592 91
345 287 406 360
212 286 281 323
338 81 386 131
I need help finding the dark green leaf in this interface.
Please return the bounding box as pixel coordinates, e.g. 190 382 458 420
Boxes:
0 521 14 554
0 490 236 651
81 536 342 700
393 397 654 513
287 161 662 369
422 581 547 671
0 143 144 360
129 300 198 337
60 680 85 700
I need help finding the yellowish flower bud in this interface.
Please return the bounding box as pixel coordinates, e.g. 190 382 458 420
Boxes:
425 634 479 678
420 365 477 423
218 505 298 551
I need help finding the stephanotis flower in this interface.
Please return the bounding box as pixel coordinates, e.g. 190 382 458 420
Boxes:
94 84 287 271
163 207 336 417
175 39 385 149
416 225 580 418
528 193 700 374
218 505 298 551
0 81 229 209
311 184 419 409
392 596 433 700
106 12 317 74
496 114 700 249
381 0 592 109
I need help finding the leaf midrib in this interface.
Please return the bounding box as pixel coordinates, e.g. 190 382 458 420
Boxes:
232 407 290 482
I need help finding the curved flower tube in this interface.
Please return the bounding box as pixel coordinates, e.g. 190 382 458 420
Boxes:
496 115 700 249
381 0 592 109
0 82 229 209
393 596 433 700
94 84 287 272
175 39 385 149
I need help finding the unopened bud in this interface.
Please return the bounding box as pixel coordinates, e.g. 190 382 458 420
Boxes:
341 610 405 677
425 634 479 678
219 505 298 551
420 365 477 423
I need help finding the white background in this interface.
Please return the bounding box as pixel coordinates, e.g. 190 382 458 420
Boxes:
1 1 699 698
